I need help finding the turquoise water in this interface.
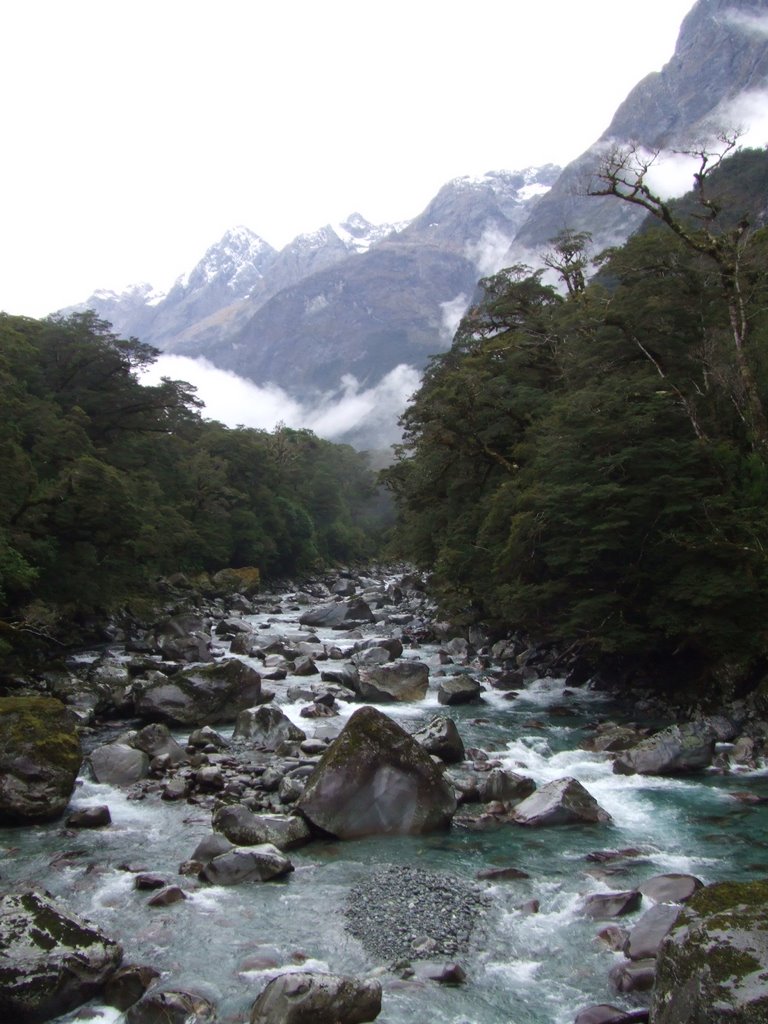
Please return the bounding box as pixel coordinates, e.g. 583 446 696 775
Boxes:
3 616 768 1024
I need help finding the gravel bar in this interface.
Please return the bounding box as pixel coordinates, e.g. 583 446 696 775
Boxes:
344 865 489 964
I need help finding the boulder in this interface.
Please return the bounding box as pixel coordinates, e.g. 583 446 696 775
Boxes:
651 880 768 1023
582 890 642 919
200 843 294 885
625 903 683 960
250 971 382 1024
0 696 82 824
637 873 703 904
90 743 150 786
609 958 657 993
575 1006 649 1023
613 722 716 776
132 722 188 764
299 600 375 628
356 661 429 702
233 705 306 749
0 890 123 1023
125 989 217 1023
478 768 536 805
153 612 214 664
103 964 161 1011
511 777 612 826
297 706 457 838
412 716 466 764
134 658 262 725
437 676 483 705
213 805 312 849
66 804 112 828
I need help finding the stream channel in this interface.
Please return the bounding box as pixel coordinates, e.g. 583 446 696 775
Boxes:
3 583 768 1024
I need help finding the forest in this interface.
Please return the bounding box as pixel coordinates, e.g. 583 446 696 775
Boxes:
384 144 768 701
0 310 384 657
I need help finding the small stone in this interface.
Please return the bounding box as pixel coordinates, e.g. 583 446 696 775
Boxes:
147 885 187 907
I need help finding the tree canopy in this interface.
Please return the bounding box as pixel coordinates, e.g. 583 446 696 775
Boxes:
385 145 768 700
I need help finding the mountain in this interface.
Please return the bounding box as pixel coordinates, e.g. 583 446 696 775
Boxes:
506 0 768 263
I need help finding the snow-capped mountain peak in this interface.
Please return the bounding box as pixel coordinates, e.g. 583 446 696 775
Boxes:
175 225 277 295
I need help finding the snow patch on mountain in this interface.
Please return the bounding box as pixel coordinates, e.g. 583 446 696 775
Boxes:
176 225 276 294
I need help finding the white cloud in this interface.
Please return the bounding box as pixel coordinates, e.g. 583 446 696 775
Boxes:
142 355 421 449
439 293 470 342
722 9 768 37
465 226 514 277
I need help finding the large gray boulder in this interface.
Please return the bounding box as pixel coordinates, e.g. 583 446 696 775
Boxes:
0 697 82 824
200 843 294 885
0 890 123 1023
437 676 483 705
356 661 429 702
134 658 262 725
233 705 306 749
250 971 382 1024
131 722 188 764
652 880 768 1023
297 706 457 838
152 611 214 664
212 805 312 850
625 902 682 960
90 743 150 786
613 722 716 776
125 989 217 1023
299 600 375 628
511 777 612 826
412 715 465 764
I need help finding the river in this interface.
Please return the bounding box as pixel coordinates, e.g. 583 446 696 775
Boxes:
3 589 768 1024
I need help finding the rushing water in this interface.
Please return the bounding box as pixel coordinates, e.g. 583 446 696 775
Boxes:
4 602 768 1024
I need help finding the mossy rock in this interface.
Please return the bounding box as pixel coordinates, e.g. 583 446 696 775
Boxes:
211 567 261 596
0 697 82 824
652 880 768 1023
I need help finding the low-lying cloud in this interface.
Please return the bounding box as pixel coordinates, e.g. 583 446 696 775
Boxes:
142 355 421 450
465 226 514 277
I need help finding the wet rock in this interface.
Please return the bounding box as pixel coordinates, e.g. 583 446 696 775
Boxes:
651 880 768 1023
411 960 467 984
191 832 234 864
625 903 683 960
609 957 657 993
134 658 262 726
511 777 612 826
103 964 161 1010
201 843 294 885
152 611 214 664
575 1006 649 1023
66 804 112 828
613 722 716 776
356 661 429 702
250 971 382 1024
297 706 457 838
125 989 217 1023
293 655 319 676
582 890 642 919
147 885 187 907
478 768 536 805
412 715 465 764
134 873 167 890
213 805 312 850
437 676 483 705
516 899 540 914
637 873 703 904
233 705 306 749
161 777 189 801
299 600 375 628
596 926 630 951
0 890 123 1023
132 722 188 764
0 696 82 824
90 742 150 786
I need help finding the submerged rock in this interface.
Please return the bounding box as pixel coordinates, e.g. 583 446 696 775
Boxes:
652 880 768 1023
0 696 82 824
0 890 123 1023
125 989 217 1023
297 706 456 838
250 971 382 1024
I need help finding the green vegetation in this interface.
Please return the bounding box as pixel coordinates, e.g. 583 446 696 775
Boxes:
0 311 387 658
385 144 768 700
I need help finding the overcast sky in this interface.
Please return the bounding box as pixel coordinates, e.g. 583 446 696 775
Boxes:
0 0 705 318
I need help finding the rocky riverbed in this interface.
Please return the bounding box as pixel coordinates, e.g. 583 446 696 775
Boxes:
3 566 768 1024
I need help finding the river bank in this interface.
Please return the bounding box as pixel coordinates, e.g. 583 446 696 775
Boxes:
3 566 768 1024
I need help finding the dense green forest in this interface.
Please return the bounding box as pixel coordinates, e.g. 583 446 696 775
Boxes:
0 311 384 653
385 144 768 699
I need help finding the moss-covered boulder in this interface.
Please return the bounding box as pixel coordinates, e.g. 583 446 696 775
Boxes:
297 706 457 839
0 696 81 824
613 722 716 776
0 890 123 1023
133 658 262 725
651 880 768 1023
